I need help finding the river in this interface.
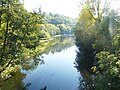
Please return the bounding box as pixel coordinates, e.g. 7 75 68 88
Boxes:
0 36 84 90
22 36 82 90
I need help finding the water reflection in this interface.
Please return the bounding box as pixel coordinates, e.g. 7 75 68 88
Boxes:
21 36 75 71
43 36 75 54
0 36 97 90
0 36 81 90
21 36 80 90
75 41 95 90
0 70 28 90
22 45 80 90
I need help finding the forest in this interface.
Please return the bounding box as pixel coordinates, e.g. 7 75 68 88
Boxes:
0 0 75 79
75 0 120 89
39 12 76 38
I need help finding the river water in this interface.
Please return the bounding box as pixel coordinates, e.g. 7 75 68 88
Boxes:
0 36 83 90
22 36 82 90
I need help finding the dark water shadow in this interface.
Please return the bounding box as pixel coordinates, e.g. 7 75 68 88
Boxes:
75 40 96 90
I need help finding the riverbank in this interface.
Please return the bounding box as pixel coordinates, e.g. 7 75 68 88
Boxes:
39 34 74 43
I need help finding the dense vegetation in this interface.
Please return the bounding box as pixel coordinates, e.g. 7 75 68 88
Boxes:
41 12 76 37
0 0 44 79
75 0 120 89
0 0 75 80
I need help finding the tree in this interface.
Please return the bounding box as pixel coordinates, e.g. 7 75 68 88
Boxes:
75 0 120 89
0 0 44 77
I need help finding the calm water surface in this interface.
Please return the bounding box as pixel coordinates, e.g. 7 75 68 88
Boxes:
21 37 81 90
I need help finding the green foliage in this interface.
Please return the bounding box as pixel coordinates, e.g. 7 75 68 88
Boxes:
57 24 72 34
75 0 120 89
0 69 27 90
0 0 44 79
75 8 96 39
39 24 60 38
43 12 76 35
1 65 19 80
94 51 120 89
45 24 60 36
44 12 76 25
0 0 76 81
112 32 120 51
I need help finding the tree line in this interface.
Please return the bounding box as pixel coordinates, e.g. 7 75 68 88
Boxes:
0 0 45 78
75 0 120 89
0 0 76 79
40 12 76 38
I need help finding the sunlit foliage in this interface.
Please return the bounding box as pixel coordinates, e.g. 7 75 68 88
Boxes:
75 0 120 89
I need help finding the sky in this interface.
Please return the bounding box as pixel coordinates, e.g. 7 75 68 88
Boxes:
23 0 120 18
24 0 80 18
111 0 120 10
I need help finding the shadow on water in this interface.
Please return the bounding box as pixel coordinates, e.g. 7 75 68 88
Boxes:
75 40 96 90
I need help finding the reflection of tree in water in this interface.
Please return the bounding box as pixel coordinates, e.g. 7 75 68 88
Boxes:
75 41 95 90
0 36 75 89
44 36 75 54
21 36 75 71
0 69 31 90
21 56 44 71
